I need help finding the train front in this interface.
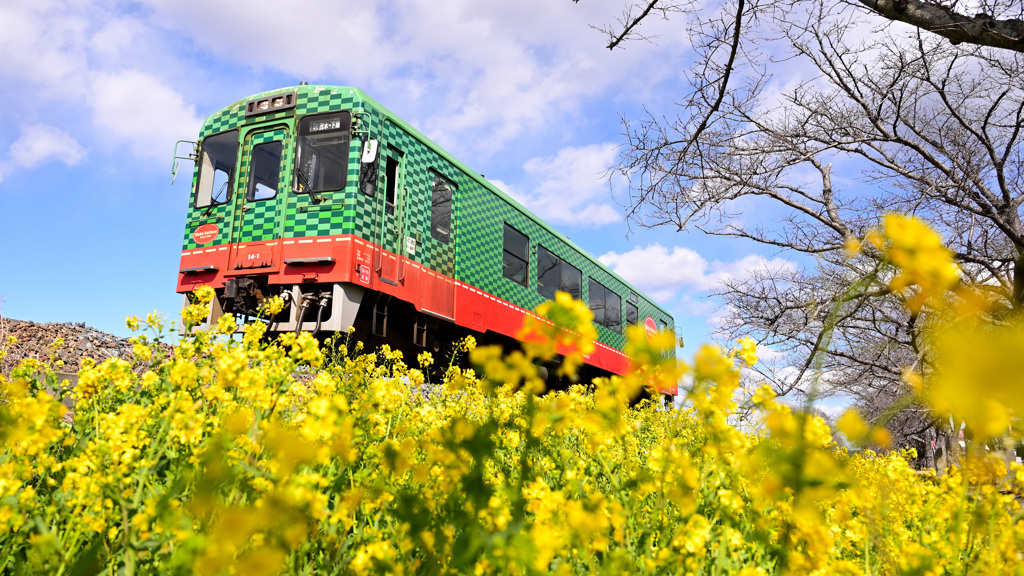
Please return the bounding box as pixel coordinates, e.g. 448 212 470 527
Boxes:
176 85 374 333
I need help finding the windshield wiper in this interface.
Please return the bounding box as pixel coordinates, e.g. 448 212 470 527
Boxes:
202 182 230 217
296 168 310 191
297 170 323 204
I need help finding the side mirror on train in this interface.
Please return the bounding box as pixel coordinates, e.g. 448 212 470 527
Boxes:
361 139 379 163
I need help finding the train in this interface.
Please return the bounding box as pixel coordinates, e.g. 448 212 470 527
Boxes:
174 84 676 390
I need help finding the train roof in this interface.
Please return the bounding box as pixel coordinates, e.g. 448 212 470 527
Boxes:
201 85 675 324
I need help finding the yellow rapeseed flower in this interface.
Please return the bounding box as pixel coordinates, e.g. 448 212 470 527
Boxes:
734 336 758 366
880 214 960 312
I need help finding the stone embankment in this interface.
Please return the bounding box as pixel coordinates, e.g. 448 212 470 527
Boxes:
1 318 137 378
1 317 152 421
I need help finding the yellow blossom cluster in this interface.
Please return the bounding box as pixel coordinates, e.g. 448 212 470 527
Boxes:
854 214 961 312
851 214 1024 446
1 226 1022 574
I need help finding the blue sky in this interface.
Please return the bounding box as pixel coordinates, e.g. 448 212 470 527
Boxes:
0 0 796 354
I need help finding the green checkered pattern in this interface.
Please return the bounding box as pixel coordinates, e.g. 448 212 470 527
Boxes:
283 88 366 238
455 185 676 349
371 120 458 277
180 85 675 349
182 201 231 250
283 142 362 238
295 89 360 117
232 128 289 243
184 87 368 250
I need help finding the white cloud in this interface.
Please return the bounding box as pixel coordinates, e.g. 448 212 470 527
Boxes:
0 124 86 183
0 3 89 92
600 244 796 304
89 71 203 161
8 124 86 168
0 0 689 178
0 1 202 170
133 0 688 158
753 344 788 364
599 244 708 295
677 293 717 317
131 0 386 80
90 17 147 66
501 143 622 227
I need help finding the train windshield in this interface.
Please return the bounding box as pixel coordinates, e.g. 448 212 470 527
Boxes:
295 112 351 194
195 130 239 208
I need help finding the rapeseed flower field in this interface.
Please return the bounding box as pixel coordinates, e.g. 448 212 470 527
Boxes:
1 215 1023 574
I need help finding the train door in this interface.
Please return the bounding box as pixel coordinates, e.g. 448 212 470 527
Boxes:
421 172 456 319
375 145 405 286
185 129 238 272
227 125 289 273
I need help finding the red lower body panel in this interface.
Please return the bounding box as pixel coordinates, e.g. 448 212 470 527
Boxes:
178 234 633 377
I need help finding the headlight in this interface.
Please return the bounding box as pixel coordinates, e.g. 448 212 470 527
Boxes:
245 90 297 117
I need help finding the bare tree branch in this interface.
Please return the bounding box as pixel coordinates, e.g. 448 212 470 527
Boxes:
607 0 661 49
853 0 1024 53
578 0 1024 52
582 0 1024 451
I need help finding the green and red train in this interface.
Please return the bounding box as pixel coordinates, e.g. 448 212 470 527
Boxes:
175 85 675 389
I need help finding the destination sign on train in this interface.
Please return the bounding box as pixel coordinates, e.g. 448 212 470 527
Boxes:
309 118 343 132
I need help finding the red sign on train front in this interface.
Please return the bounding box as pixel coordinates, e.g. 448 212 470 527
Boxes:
644 317 657 341
192 223 219 245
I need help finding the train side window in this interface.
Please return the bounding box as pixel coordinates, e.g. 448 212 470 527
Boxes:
658 319 674 340
502 224 529 286
588 279 605 328
589 279 621 333
605 288 621 333
537 246 581 300
561 261 581 300
295 112 351 195
195 130 238 208
537 246 559 300
431 175 453 244
248 140 283 201
384 154 400 215
359 140 378 198
625 301 638 326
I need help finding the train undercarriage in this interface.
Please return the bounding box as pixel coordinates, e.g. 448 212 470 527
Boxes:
186 278 653 398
